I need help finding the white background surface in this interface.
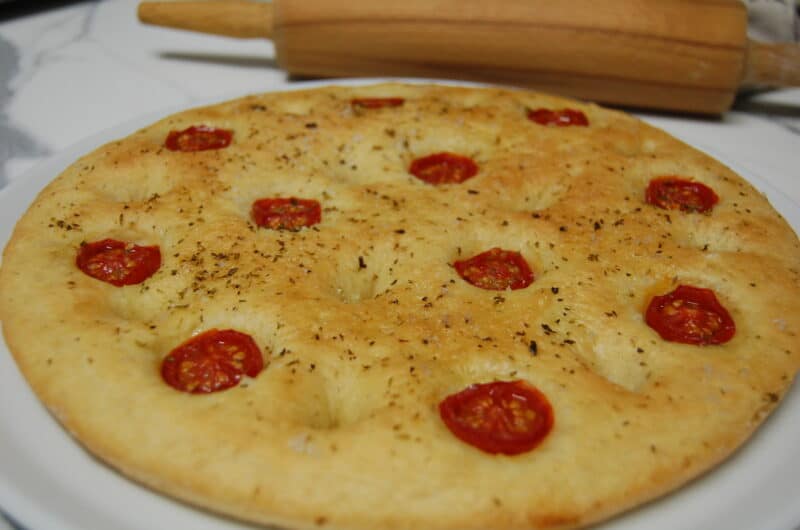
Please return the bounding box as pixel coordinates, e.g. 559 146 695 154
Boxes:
1 1 800 529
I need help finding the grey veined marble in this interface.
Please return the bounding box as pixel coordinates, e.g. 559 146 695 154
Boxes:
0 34 49 188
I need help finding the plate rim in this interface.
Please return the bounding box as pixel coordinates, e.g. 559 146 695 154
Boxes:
1 78 799 530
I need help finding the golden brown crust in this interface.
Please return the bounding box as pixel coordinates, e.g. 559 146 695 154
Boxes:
2 83 800 530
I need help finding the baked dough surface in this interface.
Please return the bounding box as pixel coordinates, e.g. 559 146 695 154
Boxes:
2 83 800 529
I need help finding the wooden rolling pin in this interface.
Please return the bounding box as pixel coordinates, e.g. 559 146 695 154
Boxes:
137 0 800 114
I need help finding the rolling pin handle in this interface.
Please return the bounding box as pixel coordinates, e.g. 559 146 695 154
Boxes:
743 40 800 87
137 1 273 40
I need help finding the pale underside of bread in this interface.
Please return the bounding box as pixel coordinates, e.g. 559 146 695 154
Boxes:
1 83 799 530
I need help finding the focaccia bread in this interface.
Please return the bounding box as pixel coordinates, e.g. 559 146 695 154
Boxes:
2 83 800 530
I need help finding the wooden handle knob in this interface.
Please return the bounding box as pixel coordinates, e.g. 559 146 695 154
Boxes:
743 40 800 87
138 1 273 39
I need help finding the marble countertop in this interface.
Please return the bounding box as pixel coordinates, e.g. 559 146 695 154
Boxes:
1 1 800 530
1 0 288 187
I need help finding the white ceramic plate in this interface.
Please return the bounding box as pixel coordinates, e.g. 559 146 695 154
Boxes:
0 81 799 530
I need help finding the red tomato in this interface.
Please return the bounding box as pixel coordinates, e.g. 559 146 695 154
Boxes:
439 380 554 455
408 152 479 185
645 177 719 213
454 248 534 290
351 97 405 109
251 197 322 231
165 125 233 152
527 108 589 127
161 329 264 394
646 285 735 345
76 239 161 286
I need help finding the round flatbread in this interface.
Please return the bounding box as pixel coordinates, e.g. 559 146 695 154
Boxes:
2 83 800 530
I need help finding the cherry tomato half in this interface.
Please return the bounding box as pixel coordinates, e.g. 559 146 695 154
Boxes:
645 177 719 213
161 329 264 394
165 125 233 152
409 152 479 185
76 239 161 286
439 380 554 455
454 248 534 291
351 97 405 109
645 285 735 345
251 197 322 231
527 108 589 127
